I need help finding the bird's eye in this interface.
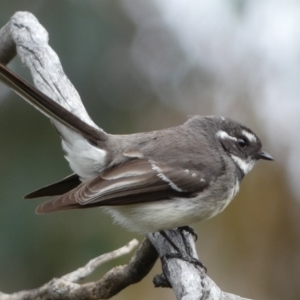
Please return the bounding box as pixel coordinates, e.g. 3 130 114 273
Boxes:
237 138 247 148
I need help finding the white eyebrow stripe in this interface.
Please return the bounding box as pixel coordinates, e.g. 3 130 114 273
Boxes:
216 130 237 141
241 130 257 142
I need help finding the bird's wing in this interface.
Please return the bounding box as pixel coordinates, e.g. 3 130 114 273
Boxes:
36 158 211 213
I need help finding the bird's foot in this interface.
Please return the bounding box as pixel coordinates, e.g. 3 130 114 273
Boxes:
177 226 198 241
163 252 207 273
159 229 207 273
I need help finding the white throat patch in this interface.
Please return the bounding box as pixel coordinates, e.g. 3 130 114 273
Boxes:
231 155 255 175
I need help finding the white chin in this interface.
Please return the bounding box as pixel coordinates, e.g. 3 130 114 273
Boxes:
230 155 255 175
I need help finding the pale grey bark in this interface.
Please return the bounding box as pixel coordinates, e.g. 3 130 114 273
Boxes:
0 11 252 300
148 229 252 300
1 11 99 128
0 239 158 300
0 20 16 64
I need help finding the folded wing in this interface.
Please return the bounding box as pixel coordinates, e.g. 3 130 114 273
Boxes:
36 159 210 213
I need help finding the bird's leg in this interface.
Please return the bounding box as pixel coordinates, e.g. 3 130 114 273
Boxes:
177 226 207 273
159 230 181 252
159 229 207 273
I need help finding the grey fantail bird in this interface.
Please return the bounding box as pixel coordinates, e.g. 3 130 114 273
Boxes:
0 63 273 234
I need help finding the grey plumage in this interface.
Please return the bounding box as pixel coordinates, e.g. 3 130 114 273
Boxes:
0 62 273 233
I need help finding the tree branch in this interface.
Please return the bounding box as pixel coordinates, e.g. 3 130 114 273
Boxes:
0 239 159 300
0 11 253 300
148 229 252 300
0 20 16 64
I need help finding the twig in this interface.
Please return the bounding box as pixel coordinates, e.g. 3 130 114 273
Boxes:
0 238 159 300
62 239 139 282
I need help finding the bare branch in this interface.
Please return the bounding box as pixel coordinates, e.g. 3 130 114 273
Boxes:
2 11 98 127
148 229 252 300
0 21 16 64
62 239 139 282
0 239 158 300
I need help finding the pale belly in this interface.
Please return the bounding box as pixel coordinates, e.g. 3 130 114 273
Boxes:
103 179 240 233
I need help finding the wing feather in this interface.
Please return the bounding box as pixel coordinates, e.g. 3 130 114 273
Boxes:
36 159 210 213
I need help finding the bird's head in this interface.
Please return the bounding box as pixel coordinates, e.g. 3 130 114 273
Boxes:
215 117 273 175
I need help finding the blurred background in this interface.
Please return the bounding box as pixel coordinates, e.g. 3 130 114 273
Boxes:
0 0 298 299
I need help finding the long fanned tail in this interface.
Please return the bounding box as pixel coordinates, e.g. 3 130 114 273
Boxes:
0 63 110 180
0 63 106 145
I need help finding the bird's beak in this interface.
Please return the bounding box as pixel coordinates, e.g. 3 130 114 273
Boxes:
259 151 274 161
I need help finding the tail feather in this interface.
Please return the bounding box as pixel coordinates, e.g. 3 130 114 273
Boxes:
24 174 81 199
0 63 106 145
0 63 109 179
